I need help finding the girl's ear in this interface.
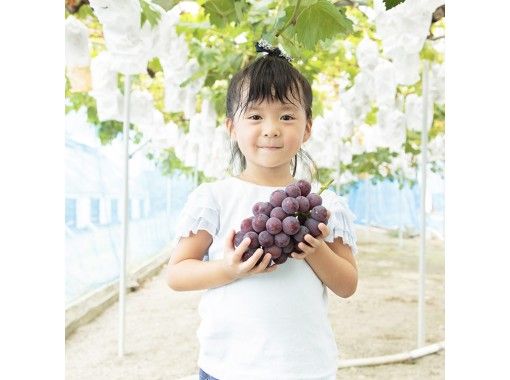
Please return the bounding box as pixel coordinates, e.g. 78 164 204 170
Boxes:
225 117 236 141
303 119 312 143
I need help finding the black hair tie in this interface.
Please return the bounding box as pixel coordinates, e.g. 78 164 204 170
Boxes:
255 39 292 62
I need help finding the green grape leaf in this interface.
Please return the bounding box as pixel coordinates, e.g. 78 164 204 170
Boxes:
383 0 406 10
140 0 163 28
203 0 237 28
295 0 353 50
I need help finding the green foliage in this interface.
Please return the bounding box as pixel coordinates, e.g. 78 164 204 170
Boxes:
202 0 249 28
421 43 444 63
348 148 398 183
383 0 406 10
317 167 335 186
405 130 421 156
364 105 378 126
75 3 95 19
279 0 353 50
430 103 445 140
140 0 163 28
157 148 215 184
147 57 163 76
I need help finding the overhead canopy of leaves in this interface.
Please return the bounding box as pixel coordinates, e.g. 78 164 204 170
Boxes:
65 0 444 186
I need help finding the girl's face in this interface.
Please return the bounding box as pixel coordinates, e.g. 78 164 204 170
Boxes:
226 91 312 172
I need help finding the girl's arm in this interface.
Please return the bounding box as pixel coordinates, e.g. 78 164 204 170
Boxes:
165 230 235 291
304 237 358 298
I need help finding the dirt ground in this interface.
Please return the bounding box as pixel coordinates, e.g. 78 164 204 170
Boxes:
65 227 444 379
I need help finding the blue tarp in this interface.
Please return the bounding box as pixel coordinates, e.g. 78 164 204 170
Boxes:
346 178 444 234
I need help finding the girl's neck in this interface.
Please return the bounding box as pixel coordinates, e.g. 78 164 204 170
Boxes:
237 168 295 187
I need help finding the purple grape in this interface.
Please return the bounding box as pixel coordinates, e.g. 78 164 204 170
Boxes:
272 252 288 264
282 242 295 254
297 213 307 224
274 232 290 248
270 206 287 221
244 231 260 249
270 190 287 207
253 202 272 216
304 218 321 238
296 179 311 197
265 245 282 259
240 217 254 233
234 231 245 247
252 214 269 233
282 197 299 214
258 230 274 248
259 202 273 216
285 184 301 198
242 247 258 262
282 216 300 235
292 225 309 243
296 196 310 213
306 193 322 208
311 205 328 223
266 217 282 235
252 202 264 215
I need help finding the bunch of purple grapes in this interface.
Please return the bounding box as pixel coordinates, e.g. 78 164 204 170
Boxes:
233 179 329 266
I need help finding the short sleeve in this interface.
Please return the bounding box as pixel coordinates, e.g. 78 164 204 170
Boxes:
174 183 220 240
320 189 358 255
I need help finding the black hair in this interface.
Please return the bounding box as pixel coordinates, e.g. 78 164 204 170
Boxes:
225 54 320 183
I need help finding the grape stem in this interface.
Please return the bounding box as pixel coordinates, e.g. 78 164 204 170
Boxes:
318 179 335 195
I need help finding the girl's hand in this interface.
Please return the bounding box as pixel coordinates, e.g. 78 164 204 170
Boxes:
292 211 331 260
222 229 277 281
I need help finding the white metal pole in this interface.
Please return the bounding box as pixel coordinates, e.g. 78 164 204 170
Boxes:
166 176 172 239
336 152 341 194
166 176 172 216
193 147 198 188
398 169 404 248
418 61 430 348
119 74 131 357
338 341 444 368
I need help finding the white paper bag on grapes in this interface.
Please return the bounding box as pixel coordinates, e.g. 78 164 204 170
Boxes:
65 16 92 92
356 36 379 71
89 0 160 75
233 179 333 266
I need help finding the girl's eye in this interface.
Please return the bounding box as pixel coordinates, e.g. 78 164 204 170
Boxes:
248 115 295 120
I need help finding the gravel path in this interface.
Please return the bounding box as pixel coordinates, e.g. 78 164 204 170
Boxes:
66 228 444 379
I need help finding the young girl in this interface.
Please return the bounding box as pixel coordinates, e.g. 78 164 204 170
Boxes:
166 40 358 380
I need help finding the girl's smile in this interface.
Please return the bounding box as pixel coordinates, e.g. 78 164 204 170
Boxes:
258 146 283 150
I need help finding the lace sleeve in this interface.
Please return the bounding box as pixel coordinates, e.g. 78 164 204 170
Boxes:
321 189 358 255
174 183 220 240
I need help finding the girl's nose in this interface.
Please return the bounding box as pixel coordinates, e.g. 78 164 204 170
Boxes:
263 125 280 137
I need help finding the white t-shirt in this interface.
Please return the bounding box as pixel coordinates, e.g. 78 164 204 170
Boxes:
173 176 358 380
